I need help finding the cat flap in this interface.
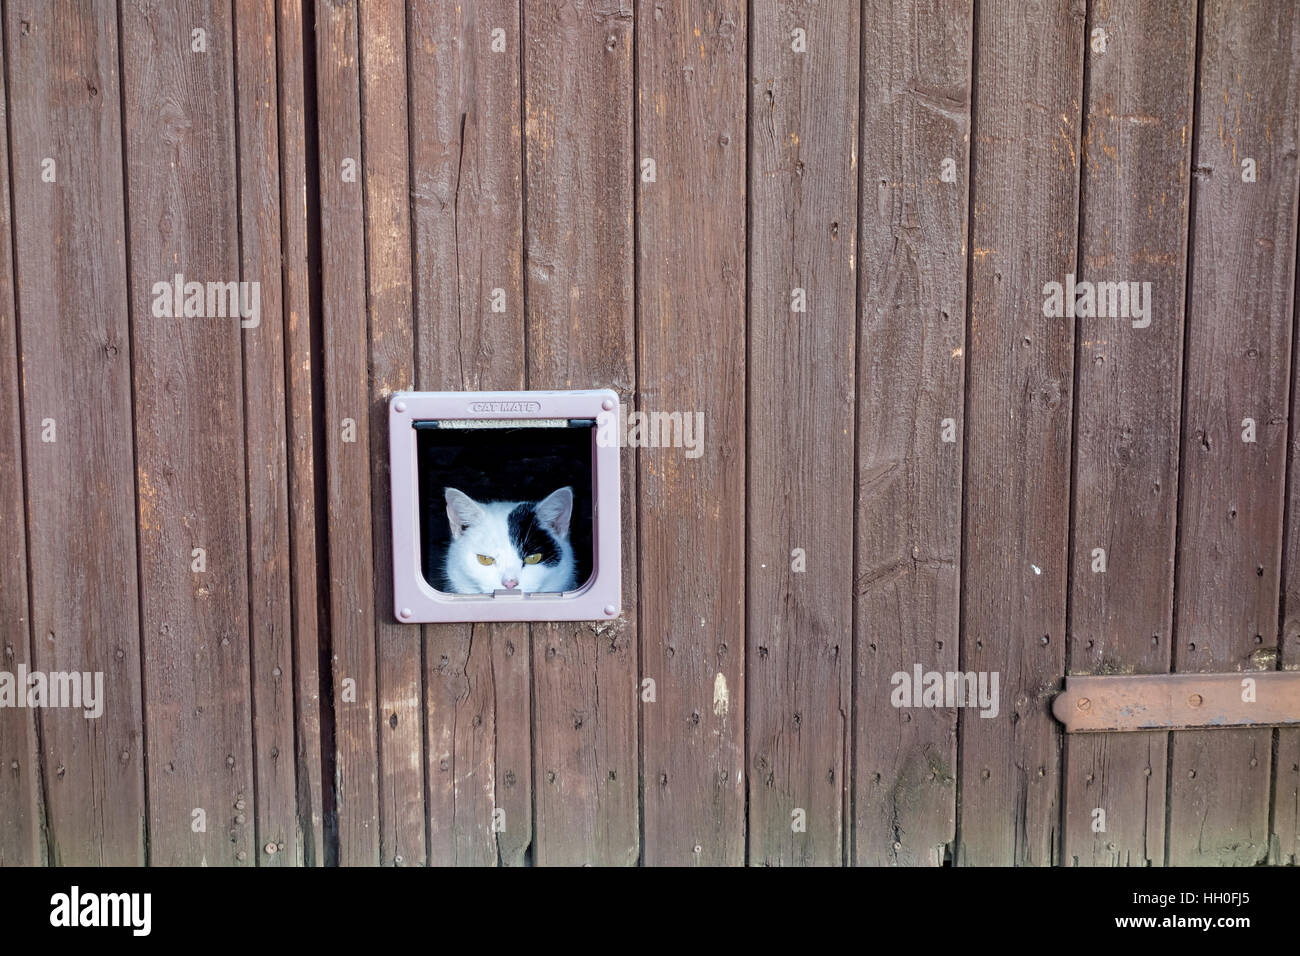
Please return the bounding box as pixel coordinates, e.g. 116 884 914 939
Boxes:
388 389 621 623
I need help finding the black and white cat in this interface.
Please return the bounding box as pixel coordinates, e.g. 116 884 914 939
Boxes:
442 486 577 594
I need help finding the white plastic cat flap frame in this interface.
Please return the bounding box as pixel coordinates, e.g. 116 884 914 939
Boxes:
389 389 621 623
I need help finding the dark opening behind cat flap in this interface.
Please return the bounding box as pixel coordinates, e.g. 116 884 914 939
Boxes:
389 389 621 623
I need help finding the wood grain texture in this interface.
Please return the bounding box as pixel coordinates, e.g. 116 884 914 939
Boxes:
1281 373 1300 865
0 5 41 868
957 0 1084 867
1270 0 1300 867
1169 0 1300 867
747 0 858 867
409 0 532 866
121 0 255 865
1062 0 1195 867
4 0 1300 870
357 0 423 868
275 0 325 867
1278 555 1300 863
314 0 380 867
7 0 145 867
235 0 299 867
637 0 747 866
522 0 639 866
854 0 971 867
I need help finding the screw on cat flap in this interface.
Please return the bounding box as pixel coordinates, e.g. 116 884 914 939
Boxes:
389 389 621 623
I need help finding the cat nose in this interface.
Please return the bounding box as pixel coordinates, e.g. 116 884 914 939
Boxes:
501 576 519 590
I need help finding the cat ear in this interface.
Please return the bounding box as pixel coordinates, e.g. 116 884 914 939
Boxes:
536 486 574 539
445 487 483 539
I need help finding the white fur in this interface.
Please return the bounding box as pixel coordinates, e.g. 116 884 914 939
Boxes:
442 487 577 594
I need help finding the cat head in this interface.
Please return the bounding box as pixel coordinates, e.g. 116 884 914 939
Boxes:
443 486 575 593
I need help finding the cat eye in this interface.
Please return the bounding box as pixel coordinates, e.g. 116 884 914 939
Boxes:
476 554 495 566
524 553 543 565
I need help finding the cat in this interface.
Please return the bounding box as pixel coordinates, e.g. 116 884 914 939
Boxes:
441 486 577 594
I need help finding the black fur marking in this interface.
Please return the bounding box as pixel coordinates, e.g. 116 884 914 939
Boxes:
507 503 561 566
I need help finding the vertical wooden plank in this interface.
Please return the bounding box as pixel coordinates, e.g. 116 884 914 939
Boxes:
121 0 255 865
1170 0 1300 867
234 0 300 866
637 0 747 865
522 0 639 866
1061 0 1195 868
958 0 1083 867
747 0 858 866
275 0 325 867
358 0 424 867
0 7 41 867
854 0 971 867
314 0 380 867
409 0 530 866
1282 237 1300 867
8 0 146 866
1278 570 1300 864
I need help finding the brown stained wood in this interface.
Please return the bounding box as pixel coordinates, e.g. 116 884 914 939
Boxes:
6 0 145 867
1170 0 1300 867
0 8 41 868
1054 673 1300 732
7 0 1300 872
1281 438 1300 865
854 0 970 868
1275 0 1300 878
121 0 255 865
958 0 1083 867
409 0 531 866
522 0 639 866
234 0 298 867
747 0 858 867
275 0 325 867
315 0 380 867
637 0 747 866
1277 595 1300 864
358 0 424 867
1063 0 1195 868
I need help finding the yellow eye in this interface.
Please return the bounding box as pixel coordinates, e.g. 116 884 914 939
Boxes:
476 554 495 566
524 553 543 565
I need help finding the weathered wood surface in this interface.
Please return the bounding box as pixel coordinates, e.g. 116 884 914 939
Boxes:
958 0 1084 867
636 0 748 865
854 0 971 867
1168 0 1300 867
358 0 424 869
523 0 640 866
0 6 41 868
746 0 858 867
7 0 146 867
1062 0 1195 867
275 0 326 868
315 0 380 867
409 0 531 866
236 0 301 868
0 0 1297 866
121 0 256 866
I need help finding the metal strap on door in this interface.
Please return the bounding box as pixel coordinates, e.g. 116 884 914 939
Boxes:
1053 672 1300 732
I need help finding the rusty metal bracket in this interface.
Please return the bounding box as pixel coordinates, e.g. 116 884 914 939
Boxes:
1052 672 1300 733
